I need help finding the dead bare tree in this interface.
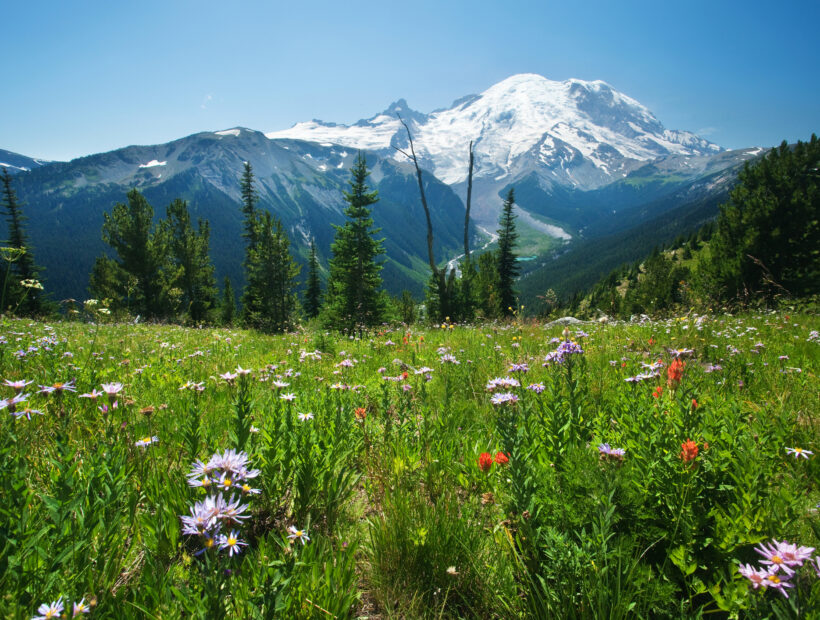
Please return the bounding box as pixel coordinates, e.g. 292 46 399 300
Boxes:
395 117 476 321
464 140 474 261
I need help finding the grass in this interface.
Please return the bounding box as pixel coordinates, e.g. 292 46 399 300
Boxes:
0 310 818 618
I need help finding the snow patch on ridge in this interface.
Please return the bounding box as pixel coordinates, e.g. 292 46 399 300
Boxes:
138 160 166 168
215 129 241 137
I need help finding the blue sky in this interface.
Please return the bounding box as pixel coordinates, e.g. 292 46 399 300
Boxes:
2 0 817 161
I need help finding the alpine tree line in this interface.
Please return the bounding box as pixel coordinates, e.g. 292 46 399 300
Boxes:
0 150 522 331
555 134 820 318
4 134 812 328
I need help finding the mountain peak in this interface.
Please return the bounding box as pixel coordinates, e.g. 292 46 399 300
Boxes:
266 73 722 188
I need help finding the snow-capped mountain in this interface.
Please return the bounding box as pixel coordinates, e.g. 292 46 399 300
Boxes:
267 73 723 191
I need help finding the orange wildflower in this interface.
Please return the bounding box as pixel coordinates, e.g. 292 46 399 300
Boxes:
680 439 699 464
478 452 493 472
667 359 685 387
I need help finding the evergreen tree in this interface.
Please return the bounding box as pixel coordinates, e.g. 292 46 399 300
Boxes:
304 238 323 319
398 289 416 324
165 199 217 323
95 189 173 318
323 153 386 333
701 135 820 303
220 276 236 326
496 188 520 317
1 167 44 315
475 251 501 318
242 211 300 333
240 161 258 250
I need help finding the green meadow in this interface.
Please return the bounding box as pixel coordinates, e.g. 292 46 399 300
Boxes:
2 311 819 618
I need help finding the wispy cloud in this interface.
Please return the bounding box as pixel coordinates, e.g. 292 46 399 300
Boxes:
696 126 718 137
200 94 213 110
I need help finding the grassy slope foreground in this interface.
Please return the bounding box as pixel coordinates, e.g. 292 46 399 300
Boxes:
0 313 818 618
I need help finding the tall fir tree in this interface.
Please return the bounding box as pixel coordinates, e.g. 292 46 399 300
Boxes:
92 189 174 318
324 153 386 333
240 161 258 250
476 250 501 318
242 211 301 333
496 188 520 317
164 199 217 323
220 276 236 326
1 167 44 315
304 238 323 319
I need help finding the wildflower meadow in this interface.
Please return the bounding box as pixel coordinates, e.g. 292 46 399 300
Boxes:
1 311 818 618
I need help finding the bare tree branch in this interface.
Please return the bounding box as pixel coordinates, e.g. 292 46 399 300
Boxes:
396 115 438 275
464 140 474 261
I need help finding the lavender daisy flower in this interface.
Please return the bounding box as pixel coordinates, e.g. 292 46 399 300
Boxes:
287 525 310 545
79 389 103 400
526 383 545 394
218 530 247 556
0 392 29 415
101 382 123 400
508 363 529 373
32 598 64 619
38 379 77 395
219 495 251 524
774 540 815 567
3 378 32 392
209 449 251 474
12 406 43 420
738 563 769 589
135 436 158 448
280 392 296 401
72 598 91 615
755 540 796 576
240 481 262 495
785 447 813 459
763 571 794 598
490 392 518 406
297 412 314 421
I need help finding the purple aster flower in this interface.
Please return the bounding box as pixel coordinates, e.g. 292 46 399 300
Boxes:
738 563 769 589
32 597 64 619
38 379 77 395
135 436 158 448
755 540 796 576
73 598 91 615
287 525 310 545
785 447 813 459
101 382 123 400
490 392 518 406
508 363 529 373
774 540 815 567
218 530 247 556
526 382 545 394
3 378 32 392
12 405 43 420
597 443 626 461
0 392 29 415
762 571 794 598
